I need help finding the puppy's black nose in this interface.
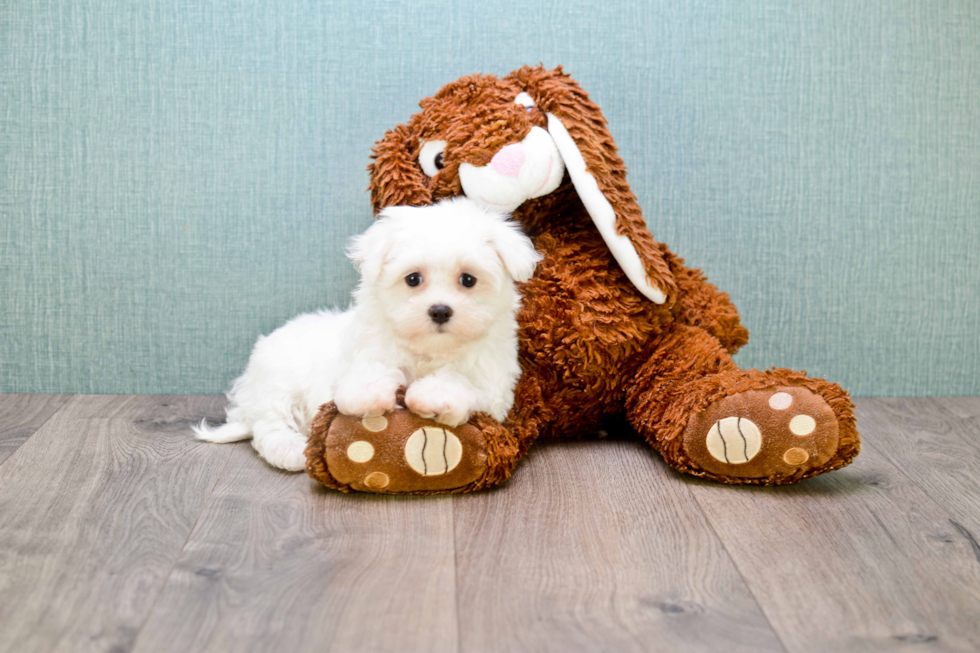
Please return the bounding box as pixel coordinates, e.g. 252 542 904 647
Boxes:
428 304 453 324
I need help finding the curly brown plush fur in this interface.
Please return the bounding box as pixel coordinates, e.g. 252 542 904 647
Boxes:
306 65 859 492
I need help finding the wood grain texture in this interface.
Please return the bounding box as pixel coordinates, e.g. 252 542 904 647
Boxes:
133 443 458 653
2 395 980 653
0 395 230 653
932 396 980 421
856 398 980 535
0 394 72 465
688 399 980 653
453 437 785 653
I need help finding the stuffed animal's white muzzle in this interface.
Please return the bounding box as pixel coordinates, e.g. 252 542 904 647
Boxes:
458 127 565 213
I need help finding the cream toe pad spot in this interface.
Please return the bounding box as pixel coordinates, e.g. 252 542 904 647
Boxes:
364 471 390 489
706 417 763 464
346 440 375 463
769 392 793 410
783 447 810 465
361 415 388 432
789 414 817 436
405 427 463 476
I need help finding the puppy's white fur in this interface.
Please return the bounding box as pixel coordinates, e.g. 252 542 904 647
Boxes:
194 197 541 471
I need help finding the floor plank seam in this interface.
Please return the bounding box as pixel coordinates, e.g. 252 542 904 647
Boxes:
860 436 980 567
684 481 792 653
451 496 463 653
862 436 969 526
949 521 980 566
0 394 75 472
128 441 239 653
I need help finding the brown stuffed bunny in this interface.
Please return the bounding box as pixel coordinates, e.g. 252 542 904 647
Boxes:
305 65 859 494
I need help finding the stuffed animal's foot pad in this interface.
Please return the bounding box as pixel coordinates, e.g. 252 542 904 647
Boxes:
322 408 487 493
683 386 839 479
404 427 464 475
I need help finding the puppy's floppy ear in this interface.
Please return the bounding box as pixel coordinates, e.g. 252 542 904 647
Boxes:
347 208 409 280
506 66 677 306
487 218 543 283
368 123 433 212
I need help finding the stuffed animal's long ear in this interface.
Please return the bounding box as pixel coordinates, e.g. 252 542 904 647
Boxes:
510 66 677 305
368 123 433 212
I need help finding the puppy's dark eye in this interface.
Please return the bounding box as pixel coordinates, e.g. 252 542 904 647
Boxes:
406 272 422 287
434 152 445 170
459 273 477 288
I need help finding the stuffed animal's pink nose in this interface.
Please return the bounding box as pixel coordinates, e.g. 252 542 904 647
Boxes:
489 143 525 178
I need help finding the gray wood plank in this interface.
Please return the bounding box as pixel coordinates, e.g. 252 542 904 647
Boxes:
453 437 786 653
0 394 72 465
856 398 980 534
932 396 980 421
133 442 458 653
688 400 980 653
0 395 231 653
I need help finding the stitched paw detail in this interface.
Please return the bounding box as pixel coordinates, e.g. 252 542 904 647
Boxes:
404 427 463 476
322 408 488 493
684 386 840 479
705 417 762 464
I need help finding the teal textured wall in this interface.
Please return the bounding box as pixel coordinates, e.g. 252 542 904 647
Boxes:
2 0 978 396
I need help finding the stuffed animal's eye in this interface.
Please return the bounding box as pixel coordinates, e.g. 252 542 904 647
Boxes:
406 272 422 287
515 92 535 111
459 273 477 288
418 140 448 177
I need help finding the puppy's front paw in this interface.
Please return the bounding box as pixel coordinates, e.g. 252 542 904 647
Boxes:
334 364 405 418
334 383 398 418
405 378 474 427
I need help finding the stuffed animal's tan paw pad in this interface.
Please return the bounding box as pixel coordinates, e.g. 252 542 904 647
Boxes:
683 386 840 479
705 417 762 464
322 408 487 493
360 416 388 432
404 427 463 476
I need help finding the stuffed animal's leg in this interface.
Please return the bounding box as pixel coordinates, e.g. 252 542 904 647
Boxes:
624 324 860 485
304 400 526 494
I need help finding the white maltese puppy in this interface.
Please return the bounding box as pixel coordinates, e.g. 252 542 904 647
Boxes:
194 197 541 471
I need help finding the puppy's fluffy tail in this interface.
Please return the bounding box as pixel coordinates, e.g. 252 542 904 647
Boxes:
193 419 252 443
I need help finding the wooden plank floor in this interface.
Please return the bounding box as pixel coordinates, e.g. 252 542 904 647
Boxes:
1 396 979 653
